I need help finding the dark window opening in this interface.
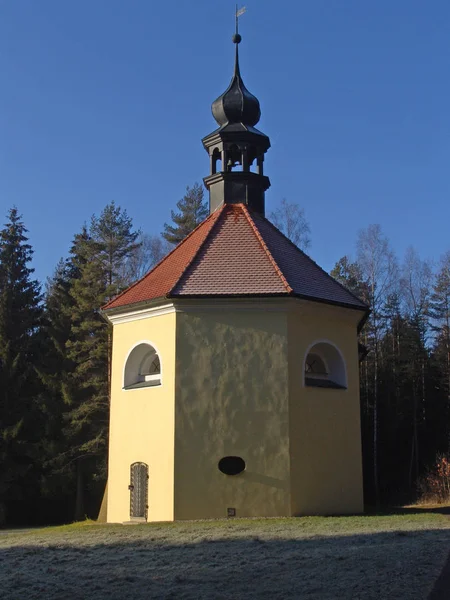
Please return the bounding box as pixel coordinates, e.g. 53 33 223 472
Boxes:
304 343 347 389
305 353 327 375
218 456 246 476
226 144 242 171
212 148 221 174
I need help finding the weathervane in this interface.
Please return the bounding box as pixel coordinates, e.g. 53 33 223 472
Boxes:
234 5 246 42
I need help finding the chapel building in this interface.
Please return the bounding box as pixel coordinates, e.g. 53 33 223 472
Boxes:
102 30 368 523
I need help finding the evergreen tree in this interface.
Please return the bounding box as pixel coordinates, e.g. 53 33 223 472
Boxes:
331 241 450 506
51 206 140 520
162 183 208 245
0 208 43 525
330 256 369 302
429 253 450 334
90 201 141 295
63 229 110 519
378 293 410 498
378 294 429 498
37 258 80 524
429 252 450 443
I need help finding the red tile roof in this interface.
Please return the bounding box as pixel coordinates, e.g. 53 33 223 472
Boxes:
103 207 222 310
103 203 367 312
172 204 290 296
251 212 366 309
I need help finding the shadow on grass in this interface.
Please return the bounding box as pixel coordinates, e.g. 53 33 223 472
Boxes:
366 505 450 516
0 528 449 600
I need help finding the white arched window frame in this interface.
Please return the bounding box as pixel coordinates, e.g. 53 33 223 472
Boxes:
123 341 162 390
303 340 347 390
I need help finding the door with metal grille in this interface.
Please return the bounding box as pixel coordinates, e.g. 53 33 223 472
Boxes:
129 462 148 520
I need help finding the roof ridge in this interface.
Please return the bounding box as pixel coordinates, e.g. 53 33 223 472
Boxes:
102 207 222 311
240 204 293 294
168 204 225 295
252 212 368 310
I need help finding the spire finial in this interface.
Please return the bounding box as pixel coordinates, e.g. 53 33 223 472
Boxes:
203 8 271 215
233 5 245 75
210 5 261 128
233 5 245 44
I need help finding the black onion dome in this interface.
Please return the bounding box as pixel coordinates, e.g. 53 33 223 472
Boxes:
211 40 261 128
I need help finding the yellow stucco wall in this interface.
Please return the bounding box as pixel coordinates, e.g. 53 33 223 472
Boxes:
106 298 363 522
288 302 364 515
107 311 176 523
174 307 291 520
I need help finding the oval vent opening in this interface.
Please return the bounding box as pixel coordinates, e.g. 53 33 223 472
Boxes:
218 456 246 476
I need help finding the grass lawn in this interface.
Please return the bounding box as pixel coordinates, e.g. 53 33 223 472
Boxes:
1 511 450 599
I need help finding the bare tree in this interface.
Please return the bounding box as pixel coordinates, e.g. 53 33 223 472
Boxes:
269 199 311 251
400 247 433 487
122 233 171 284
401 247 433 323
357 224 398 506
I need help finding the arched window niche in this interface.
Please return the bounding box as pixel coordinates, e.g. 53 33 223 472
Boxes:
303 341 347 390
124 342 161 390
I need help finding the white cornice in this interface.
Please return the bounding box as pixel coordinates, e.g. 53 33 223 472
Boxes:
106 303 176 325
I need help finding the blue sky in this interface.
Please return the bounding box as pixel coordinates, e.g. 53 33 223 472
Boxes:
1 0 449 283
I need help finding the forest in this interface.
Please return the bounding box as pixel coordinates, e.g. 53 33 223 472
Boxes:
0 185 449 525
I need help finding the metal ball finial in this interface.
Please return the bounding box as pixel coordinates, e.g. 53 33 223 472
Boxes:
232 33 242 44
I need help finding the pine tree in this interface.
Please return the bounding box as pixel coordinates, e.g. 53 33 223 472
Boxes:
53 206 140 520
332 240 450 506
0 208 43 525
162 183 208 245
429 252 450 444
330 256 369 302
378 293 409 497
90 201 141 295
37 258 80 523
63 229 110 519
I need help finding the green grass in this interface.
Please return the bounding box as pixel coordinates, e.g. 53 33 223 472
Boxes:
1 512 449 599
25 509 450 535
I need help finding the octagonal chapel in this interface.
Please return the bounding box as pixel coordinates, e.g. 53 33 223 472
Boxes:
102 30 368 523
